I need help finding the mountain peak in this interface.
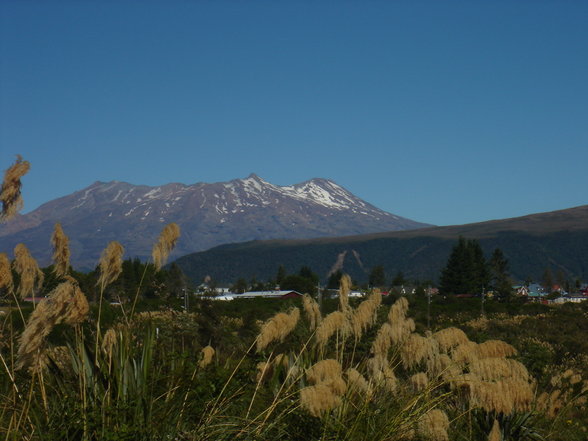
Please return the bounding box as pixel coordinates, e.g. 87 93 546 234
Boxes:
0 175 430 270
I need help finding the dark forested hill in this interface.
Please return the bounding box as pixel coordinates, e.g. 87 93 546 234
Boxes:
174 205 588 285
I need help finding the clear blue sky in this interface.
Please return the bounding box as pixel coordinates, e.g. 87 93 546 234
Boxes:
1 0 587 226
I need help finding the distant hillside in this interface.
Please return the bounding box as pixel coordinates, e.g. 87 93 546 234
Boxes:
0 174 429 270
174 205 588 285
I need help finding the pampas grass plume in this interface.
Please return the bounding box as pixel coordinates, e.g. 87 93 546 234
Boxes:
152 223 181 270
306 359 342 385
477 340 517 358
17 279 89 370
300 383 343 418
346 367 372 398
0 155 30 221
488 419 501 441
409 372 429 392
315 310 349 347
351 291 381 339
256 307 300 352
302 293 322 330
199 345 215 368
388 296 409 323
97 241 124 290
13 243 44 300
339 273 352 312
417 408 450 441
0 252 14 293
433 327 469 353
51 223 70 277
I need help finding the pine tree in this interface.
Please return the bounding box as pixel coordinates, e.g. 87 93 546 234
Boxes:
488 248 513 300
439 237 489 295
368 265 386 288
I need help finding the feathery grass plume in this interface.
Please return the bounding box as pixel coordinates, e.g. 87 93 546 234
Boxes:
339 273 352 313
401 333 439 370
477 339 517 358
451 341 480 366
13 243 44 300
199 345 215 368
417 408 450 441
388 296 409 323
371 322 394 359
468 358 530 383
315 310 349 347
390 317 415 345
432 327 469 353
302 293 322 330
426 353 456 379
152 222 181 270
570 373 582 385
536 390 564 418
351 291 381 339
301 359 347 417
346 367 372 398
409 372 429 392
306 359 343 384
256 307 300 352
0 252 14 293
272 353 289 369
488 419 501 441
101 328 118 355
367 356 398 393
300 383 343 418
16 279 89 370
473 378 534 414
0 155 30 221
97 241 124 290
50 222 70 277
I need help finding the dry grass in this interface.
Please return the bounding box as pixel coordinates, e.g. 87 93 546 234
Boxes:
351 291 381 340
315 310 349 347
199 345 215 368
339 273 352 313
51 222 70 277
0 252 14 293
256 307 300 352
152 223 181 270
16 278 89 370
432 327 469 353
302 293 321 331
417 408 450 441
0 155 30 221
12 243 44 300
488 419 501 441
97 241 124 290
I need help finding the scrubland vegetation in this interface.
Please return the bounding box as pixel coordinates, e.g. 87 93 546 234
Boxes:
1 157 588 440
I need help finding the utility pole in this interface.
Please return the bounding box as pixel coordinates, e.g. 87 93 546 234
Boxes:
481 285 485 317
426 285 432 330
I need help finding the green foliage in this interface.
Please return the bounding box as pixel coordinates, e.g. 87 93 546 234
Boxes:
439 237 489 295
368 265 386 288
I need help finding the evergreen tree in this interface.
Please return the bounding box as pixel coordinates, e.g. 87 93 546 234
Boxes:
488 248 513 300
542 267 554 292
275 265 287 286
368 265 386 288
439 237 489 295
327 270 343 289
391 271 406 287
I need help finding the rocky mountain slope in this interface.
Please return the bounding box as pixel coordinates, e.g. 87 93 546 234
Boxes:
0 174 429 270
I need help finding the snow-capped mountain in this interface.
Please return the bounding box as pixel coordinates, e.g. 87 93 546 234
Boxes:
0 174 430 270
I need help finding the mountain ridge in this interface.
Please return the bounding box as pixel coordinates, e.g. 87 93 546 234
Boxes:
173 204 588 285
0 175 429 270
